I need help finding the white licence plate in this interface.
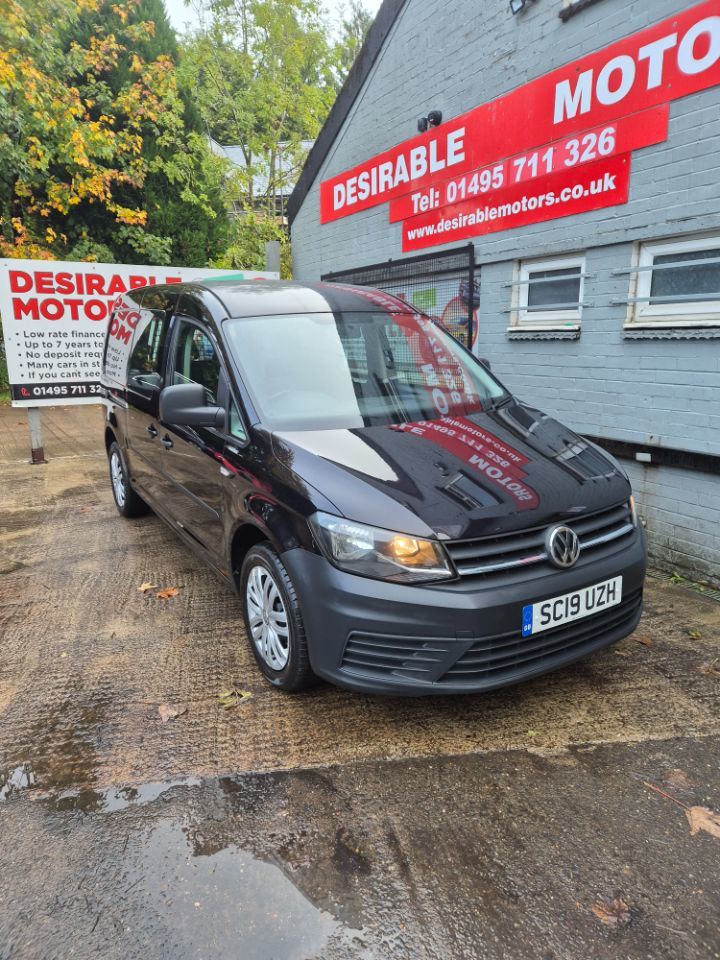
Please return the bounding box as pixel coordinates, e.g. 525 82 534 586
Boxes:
522 576 622 638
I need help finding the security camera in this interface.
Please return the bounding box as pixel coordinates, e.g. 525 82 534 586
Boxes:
417 110 442 134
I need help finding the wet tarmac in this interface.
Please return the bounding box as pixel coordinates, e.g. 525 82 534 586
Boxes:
1 406 719 959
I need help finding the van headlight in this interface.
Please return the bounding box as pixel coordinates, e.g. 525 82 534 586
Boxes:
309 512 454 584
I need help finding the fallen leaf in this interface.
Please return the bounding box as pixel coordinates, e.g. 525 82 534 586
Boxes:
614 648 632 657
217 688 253 710
79 506 93 513
158 703 188 723
138 582 158 593
686 629 702 640
156 587 180 600
696 661 720 679
662 769 695 794
526 729 537 738
686 806 720 839
632 634 652 647
591 898 631 927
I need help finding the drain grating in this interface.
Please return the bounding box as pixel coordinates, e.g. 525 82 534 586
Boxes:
648 568 720 603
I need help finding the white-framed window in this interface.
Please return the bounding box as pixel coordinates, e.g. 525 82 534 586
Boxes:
513 255 585 329
630 236 720 327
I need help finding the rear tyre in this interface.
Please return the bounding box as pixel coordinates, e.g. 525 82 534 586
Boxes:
240 543 316 692
108 441 149 518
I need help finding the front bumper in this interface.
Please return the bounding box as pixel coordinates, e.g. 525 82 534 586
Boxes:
282 526 647 696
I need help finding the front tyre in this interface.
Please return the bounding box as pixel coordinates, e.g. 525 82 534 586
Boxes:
108 441 149 518
240 543 315 692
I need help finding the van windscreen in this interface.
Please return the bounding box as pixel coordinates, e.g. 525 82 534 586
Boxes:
224 311 507 430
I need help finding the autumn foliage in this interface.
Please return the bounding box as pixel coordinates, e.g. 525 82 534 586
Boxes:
0 0 228 265
0 0 371 273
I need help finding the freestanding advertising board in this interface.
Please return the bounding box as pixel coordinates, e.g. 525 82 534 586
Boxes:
0 260 277 407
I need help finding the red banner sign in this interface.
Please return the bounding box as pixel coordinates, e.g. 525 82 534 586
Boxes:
402 154 631 253
388 106 667 224
319 0 720 228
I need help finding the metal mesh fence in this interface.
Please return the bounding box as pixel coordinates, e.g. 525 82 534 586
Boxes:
322 244 478 350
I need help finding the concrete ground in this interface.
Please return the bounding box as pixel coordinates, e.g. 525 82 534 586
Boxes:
0 405 719 960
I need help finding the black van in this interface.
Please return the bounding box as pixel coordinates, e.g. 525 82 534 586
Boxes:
101 280 647 695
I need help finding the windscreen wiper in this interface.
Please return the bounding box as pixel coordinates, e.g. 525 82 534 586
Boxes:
485 394 513 412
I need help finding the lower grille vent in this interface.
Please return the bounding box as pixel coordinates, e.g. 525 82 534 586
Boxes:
341 634 455 682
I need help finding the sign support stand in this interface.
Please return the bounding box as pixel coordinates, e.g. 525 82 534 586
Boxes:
27 407 47 464
265 241 281 276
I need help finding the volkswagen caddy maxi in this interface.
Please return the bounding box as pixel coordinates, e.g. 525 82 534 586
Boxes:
101 280 647 694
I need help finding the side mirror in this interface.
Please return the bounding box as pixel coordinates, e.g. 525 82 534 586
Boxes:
159 383 225 429
479 357 492 371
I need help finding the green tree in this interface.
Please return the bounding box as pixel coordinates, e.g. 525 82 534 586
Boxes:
0 0 231 265
335 0 374 84
210 209 291 277
180 0 339 216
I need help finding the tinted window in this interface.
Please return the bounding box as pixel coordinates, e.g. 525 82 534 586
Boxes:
172 322 221 404
128 313 167 392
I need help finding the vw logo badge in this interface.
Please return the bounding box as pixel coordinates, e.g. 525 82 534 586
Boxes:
546 525 581 568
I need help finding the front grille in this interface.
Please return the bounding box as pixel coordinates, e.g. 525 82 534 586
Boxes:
341 634 456 682
446 500 635 580
440 588 642 685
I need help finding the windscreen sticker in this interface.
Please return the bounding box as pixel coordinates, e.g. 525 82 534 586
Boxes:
102 296 154 389
388 313 479 417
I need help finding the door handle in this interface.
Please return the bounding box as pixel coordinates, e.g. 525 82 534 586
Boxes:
147 424 158 438
160 435 173 449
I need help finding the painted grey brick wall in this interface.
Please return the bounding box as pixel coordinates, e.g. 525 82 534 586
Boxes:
291 0 720 579
624 460 720 582
479 244 720 457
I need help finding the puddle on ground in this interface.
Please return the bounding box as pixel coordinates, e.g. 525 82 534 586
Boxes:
0 766 206 812
47 777 204 812
0 766 379 955
136 820 371 959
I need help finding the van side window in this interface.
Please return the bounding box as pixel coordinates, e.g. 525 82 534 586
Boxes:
228 398 247 442
128 313 167 392
172 321 221 404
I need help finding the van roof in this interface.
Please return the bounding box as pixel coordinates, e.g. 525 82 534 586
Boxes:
166 279 416 319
